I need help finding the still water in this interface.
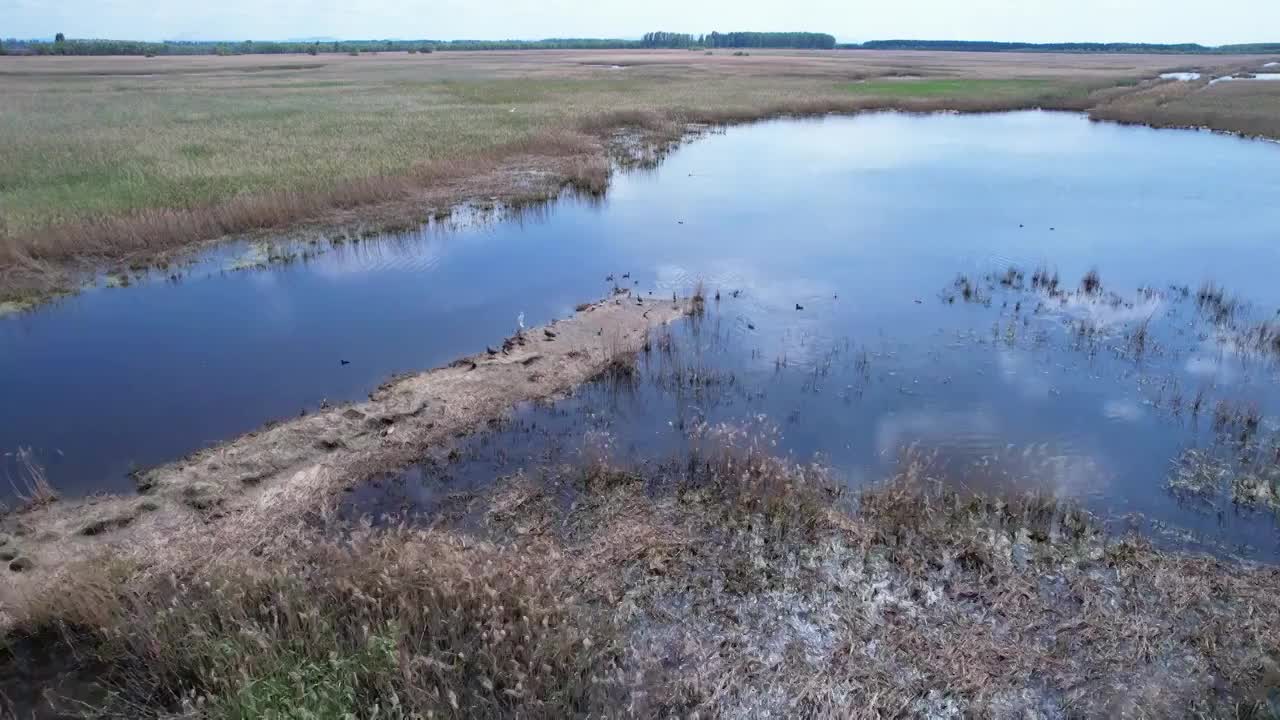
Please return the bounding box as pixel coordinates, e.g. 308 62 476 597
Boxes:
3 110 1280 552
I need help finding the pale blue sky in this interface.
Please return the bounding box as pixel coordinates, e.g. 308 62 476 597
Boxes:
4 0 1277 45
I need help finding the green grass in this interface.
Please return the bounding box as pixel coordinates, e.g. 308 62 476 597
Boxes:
840 77 1091 99
217 628 399 719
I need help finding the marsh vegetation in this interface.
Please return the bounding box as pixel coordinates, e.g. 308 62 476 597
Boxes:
4 69 1280 716
3 49 1279 304
5 426 1279 718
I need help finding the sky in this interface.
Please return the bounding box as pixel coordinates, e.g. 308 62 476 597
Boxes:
4 0 1278 46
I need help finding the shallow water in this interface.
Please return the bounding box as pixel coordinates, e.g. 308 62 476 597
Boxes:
1210 73 1280 84
4 110 1280 554
1160 72 1201 81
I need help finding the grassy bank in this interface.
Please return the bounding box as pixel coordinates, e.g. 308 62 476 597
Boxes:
4 428 1278 718
1092 73 1280 137
2 49 1277 304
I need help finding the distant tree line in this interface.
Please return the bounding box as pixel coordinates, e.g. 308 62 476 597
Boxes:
640 32 696 48
640 31 836 49
0 31 839 57
5 35 1278 57
704 32 836 49
0 37 642 56
848 39 1280 54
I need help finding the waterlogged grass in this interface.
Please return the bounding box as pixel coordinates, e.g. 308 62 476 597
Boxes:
1093 74 1280 138
6 434 1280 717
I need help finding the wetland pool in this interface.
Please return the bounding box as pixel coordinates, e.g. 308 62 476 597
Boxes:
3 110 1280 554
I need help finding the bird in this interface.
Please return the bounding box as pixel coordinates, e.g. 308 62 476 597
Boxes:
606 274 615 282
544 329 557 339
715 290 721 301
339 359 350 366
486 346 498 356
795 304 804 311
747 323 756 330
622 272 630 279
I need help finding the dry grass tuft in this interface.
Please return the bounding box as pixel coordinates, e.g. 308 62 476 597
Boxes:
680 421 840 538
564 155 611 196
4 448 59 513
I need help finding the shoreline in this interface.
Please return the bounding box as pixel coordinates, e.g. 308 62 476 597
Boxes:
0 293 689 625
5 83 1279 311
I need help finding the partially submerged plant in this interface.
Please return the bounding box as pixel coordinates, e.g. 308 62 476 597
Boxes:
1030 265 1061 294
6 447 58 512
689 278 707 316
1080 267 1102 295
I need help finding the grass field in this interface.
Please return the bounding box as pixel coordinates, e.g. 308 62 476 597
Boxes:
1 49 1277 303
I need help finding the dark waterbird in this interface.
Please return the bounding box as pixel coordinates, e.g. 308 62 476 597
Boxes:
339 359 350 366
544 329 557 340
796 304 804 311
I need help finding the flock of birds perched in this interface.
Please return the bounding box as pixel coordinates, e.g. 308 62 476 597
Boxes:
338 273 838 368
